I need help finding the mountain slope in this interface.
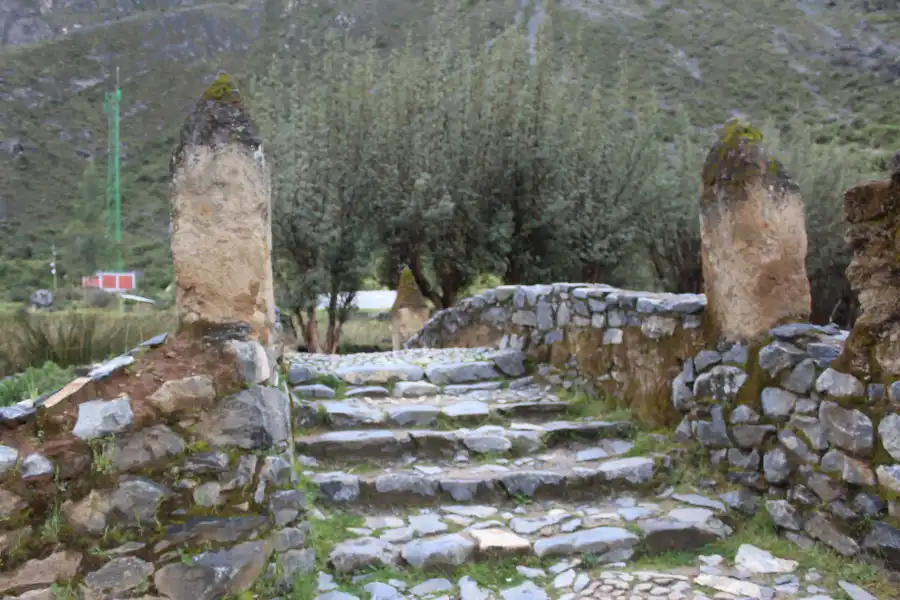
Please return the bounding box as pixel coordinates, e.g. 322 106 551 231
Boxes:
0 0 897 298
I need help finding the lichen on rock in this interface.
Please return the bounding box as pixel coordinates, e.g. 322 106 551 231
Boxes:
701 117 797 204
171 72 262 174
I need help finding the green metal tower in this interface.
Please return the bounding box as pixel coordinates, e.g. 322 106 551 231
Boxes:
104 67 123 272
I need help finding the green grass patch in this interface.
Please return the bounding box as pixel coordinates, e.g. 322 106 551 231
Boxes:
0 361 75 407
631 511 892 598
310 375 350 398
0 309 173 378
623 431 673 457
563 388 633 422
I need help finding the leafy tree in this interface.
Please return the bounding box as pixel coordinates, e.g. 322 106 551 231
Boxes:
253 32 380 353
63 160 112 281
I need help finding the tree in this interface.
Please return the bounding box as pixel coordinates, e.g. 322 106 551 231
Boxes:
63 160 112 280
368 11 516 308
629 110 707 293
253 32 380 353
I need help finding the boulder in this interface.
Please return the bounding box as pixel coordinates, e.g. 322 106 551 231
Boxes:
198 385 291 450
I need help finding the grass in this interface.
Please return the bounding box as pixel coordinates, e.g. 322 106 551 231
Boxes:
0 304 392 383
631 511 893 599
265 505 894 600
562 388 633 422
0 309 173 378
0 361 75 407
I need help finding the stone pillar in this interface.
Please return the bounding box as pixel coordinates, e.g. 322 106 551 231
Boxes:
391 266 430 350
834 157 900 379
169 74 276 345
699 118 811 342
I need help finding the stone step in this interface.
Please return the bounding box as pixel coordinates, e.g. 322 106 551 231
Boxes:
307 454 666 507
294 420 633 464
323 493 733 576
287 348 528 388
293 394 574 430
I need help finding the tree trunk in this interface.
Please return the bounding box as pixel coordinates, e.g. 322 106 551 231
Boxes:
289 311 305 350
305 306 322 353
409 253 445 309
325 293 339 354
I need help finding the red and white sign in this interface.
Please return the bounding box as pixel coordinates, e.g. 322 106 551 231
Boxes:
82 272 136 292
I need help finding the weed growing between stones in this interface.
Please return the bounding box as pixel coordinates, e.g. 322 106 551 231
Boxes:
39 502 65 544
310 374 349 398
49 581 78 600
623 431 673 458
562 388 632 421
88 435 116 475
664 444 716 490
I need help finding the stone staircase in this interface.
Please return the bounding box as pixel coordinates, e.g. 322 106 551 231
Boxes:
284 348 746 598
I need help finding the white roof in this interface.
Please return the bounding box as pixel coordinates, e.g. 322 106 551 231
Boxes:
118 293 156 304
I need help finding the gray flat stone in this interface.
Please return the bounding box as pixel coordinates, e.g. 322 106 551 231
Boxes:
293 384 336 399
375 473 439 498
329 537 400 573
838 581 877 600
392 381 440 398
336 364 425 385
443 401 490 419
463 433 512 454
0 445 18 474
19 453 53 479
597 457 655 484
402 533 475 568
445 382 505 396
344 386 391 398
500 581 549 600
532 527 639 560
500 471 564 497
296 430 410 460
313 472 360 503
385 405 441 427
72 396 134 440
425 362 500 385
671 493 725 512
318 401 385 427
488 350 527 377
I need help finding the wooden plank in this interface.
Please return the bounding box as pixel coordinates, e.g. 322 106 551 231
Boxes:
42 376 92 410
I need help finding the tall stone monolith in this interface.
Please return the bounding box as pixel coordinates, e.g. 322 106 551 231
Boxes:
699 118 811 342
833 156 900 379
391 266 430 350
169 73 276 345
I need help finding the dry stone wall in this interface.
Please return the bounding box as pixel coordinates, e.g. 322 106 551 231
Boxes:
407 284 709 427
0 335 311 600
672 322 900 569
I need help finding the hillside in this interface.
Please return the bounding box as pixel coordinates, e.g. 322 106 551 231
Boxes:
0 0 897 299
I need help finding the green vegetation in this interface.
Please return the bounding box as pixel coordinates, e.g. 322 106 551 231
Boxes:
0 361 75 407
0 309 172 378
563 388 632 422
633 511 893 599
0 0 894 324
258 498 892 599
